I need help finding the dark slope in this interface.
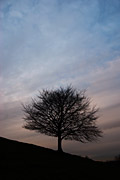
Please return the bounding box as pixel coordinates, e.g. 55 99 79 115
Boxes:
0 137 119 180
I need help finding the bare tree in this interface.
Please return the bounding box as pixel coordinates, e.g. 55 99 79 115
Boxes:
23 86 102 152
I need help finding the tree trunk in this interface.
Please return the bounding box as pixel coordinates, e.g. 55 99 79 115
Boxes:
58 136 63 152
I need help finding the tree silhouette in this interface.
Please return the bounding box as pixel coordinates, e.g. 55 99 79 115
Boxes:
23 86 102 152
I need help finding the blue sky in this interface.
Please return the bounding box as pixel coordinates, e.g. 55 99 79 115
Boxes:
0 0 120 160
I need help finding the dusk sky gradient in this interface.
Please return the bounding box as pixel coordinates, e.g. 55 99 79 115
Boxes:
0 0 120 160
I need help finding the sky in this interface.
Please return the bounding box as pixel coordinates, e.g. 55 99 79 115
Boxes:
0 0 120 161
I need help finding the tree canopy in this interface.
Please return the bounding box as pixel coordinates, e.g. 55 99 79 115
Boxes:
23 86 102 152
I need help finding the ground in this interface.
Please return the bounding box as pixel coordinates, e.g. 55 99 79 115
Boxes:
0 137 119 180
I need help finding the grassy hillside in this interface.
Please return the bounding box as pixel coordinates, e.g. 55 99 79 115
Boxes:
0 137 119 180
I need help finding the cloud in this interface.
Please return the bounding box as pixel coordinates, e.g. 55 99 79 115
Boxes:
102 119 120 131
87 58 120 107
98 103 120 131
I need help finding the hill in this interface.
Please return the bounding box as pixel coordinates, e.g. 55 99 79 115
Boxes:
0 137 119 180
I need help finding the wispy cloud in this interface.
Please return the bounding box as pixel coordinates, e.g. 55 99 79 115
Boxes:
88 58 120 108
